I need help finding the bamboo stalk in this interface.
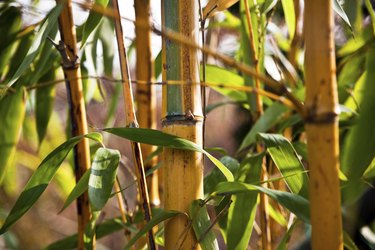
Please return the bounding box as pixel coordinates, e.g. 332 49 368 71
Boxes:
55 0 92 249
162 0 203 249
111 0 155 249
134 0 160 208
304 1 343 249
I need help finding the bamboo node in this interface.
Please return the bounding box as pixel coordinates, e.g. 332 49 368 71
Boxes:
48 37 80 70
304 110 338 124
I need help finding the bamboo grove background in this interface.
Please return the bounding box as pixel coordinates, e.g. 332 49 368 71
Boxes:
1 0 375 249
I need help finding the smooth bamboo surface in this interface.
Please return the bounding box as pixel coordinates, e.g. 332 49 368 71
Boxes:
304 0 343 249
135 0 160 207
55 0 91 249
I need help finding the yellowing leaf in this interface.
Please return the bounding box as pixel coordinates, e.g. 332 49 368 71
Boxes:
203 0 239 18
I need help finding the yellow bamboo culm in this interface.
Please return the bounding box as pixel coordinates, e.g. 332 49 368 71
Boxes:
55 0 92 249
162 0 204 249
135 0 160 208
304 1 343 249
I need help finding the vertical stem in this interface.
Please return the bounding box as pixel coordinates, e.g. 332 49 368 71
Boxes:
135 0 160 207
55 1 92 249
111 0 155 248
304 1 343 249
162 0 204 249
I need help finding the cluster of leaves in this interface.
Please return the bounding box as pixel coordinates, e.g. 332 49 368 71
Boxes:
1 0 375 249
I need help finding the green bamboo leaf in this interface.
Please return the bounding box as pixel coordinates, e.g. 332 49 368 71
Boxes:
103 127 234 181
88 148 120 211
333 0 352 30
59 168 91 213
45 217 137 250
154 50 162 79
0 132 102 234
98 17 115 77
36 70 56 144
281 0 296 40
239 102 288 151
204 64 247 102
276 219 298 250
190 200 219 250
0 88 26 184
365 0 375 36
213 182 310 223
261 0 278 14
125 210 182 249
227 153 263 250
1 4 63 97
0 5 22 76
257 133 309 198
342 46 375 181
81 0 110 47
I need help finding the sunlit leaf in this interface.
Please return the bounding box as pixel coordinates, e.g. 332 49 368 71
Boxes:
103 128 234 181
281 0 295 40
203 0 239 18
1 4 63 96
333 0 352 30
257 133 309 198
190 200 219 250
0 88 26 184
0 132 102 234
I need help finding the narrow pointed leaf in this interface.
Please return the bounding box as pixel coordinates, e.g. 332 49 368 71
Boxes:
103 127 234 181
81 0 109 47
1 4 63 96
333 0 352 29
277 219 299 250
0 132 102 234
257 133 309 198
88 148 120 211
190 200 219 250
227 153 263 250
281 0 296 40
213 182 310 223
239 102 289 151
0 88 26 183
125 210 182 249
204 0 239 18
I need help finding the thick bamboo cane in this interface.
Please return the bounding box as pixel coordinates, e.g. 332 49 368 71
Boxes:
111 0 155 248
162 0 204 249
304 1 343 249
134 0 160 208
55 1 92 249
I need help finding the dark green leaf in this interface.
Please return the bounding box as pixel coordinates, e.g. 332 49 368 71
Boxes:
277 219 299 250
0 88 26 183
154 50 162 79
99 17 115 77
239 102 289 151
89 148 120 211
0 132 102 234
1 4 63 96
190 200 219 250
213 182 310 223
81 0 110 47
227 154 263 249
125 210 182 249
103 128 234 181
257 133 309 198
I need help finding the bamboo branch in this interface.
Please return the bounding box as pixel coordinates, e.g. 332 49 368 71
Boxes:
55 0 92 249
111 0 155 249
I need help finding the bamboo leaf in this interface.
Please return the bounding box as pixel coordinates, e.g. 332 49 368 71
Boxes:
154 50 162 79
281 0 296 40
36 70 56 144
59 168 91 213
0 88 26 184
0 132 102 234
342 46 375 182
276 220 299 250
227 153 263 249
333 0 352 30
125 210 182 249
190 200 219 250
81 0 110 47
103 128 234 181
88 148 120 211
365 0 375 36
257 133 309 198
1 4 63 97
98 17 115 77
213 182 310 223
239 102 289 151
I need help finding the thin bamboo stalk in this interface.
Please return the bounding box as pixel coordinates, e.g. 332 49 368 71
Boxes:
111 0 155 249
162 0 203 249
134 0 159 208
304 1 343 249
55 0 92 249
